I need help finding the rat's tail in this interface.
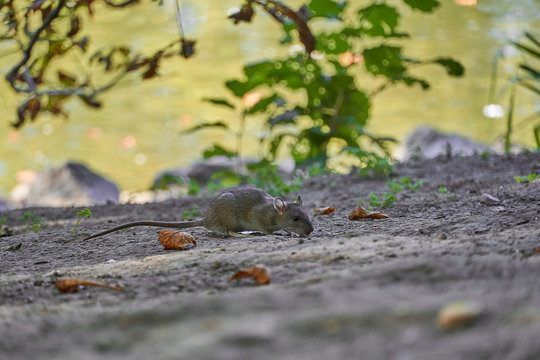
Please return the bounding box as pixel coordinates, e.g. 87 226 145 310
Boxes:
83 219 204 240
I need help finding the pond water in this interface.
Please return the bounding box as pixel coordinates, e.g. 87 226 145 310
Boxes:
0 0 539 198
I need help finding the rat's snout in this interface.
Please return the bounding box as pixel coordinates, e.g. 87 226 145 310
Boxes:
305 223 314 235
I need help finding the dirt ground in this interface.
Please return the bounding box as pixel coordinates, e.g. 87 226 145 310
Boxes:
1 153 539 360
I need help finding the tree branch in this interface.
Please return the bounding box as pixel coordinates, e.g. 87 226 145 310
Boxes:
103 0 141 7
5 0 67 91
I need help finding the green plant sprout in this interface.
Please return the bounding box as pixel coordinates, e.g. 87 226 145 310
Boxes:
438 186 449 194
384 179 404 194
21 211 45 233
382 193 397 208
188 179 201 195
488 32 539 152
369 193 381 208
247 162 301 196
399 176 423 192
514 173 538 183
367 192 397 208
72 208 92 234
182 207 202 221
0 217 13 237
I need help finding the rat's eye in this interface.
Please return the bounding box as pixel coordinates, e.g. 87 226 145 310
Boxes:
293 215 299 221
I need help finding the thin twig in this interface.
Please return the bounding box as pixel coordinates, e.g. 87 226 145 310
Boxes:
5 0 67 90
174 0 185 40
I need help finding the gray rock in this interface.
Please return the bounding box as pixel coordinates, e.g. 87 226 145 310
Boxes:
0 199 11 211
19 162 119 207
403 126 492 160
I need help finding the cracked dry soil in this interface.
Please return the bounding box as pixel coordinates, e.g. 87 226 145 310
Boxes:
1 153 539 360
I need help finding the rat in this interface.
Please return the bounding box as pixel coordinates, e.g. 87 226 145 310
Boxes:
83 185 313 240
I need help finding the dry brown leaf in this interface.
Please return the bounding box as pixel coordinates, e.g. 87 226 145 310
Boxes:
228 266 271 285
55 278 123 293
314 207 337 215
348 206 389 220
158 230 196 250
436 301 482 331
534 246 540 253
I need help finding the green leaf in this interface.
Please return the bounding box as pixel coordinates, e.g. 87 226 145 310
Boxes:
182 121 228 134
225 80 257 98
519 64 540 79
248 94 278 114
244 60 275 78
363 45 406 77
401 75 430 89
402 0 440 12
518 81 540 95
308 0 346 19
203 98 235 109
357 4 399 37
339 89 370 125
512 41 540 59
280 22 297 44
202 145 237 159
316 32 349 54
524 32 540 48
225 61 275 97
433 58 465 77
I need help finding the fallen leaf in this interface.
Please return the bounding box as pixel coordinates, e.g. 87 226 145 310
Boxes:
228 266 270 285
158 230 196 250
348 206 389 220
436 301 482 330
534 246 540 253
314 207 337 215
55 278 123 293
228 3 255 24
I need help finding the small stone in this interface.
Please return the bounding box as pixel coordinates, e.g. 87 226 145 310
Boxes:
213 261 221 269
47 270 64 277
436 301 483 331
482 193 500 203
437 233 447 240
298 238 304 244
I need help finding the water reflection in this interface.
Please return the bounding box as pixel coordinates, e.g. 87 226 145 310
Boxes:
0 0 538 197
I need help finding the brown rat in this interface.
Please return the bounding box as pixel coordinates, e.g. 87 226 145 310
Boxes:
83 185 313 240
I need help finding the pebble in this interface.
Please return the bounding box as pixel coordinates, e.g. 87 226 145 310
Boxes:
436 301 483 330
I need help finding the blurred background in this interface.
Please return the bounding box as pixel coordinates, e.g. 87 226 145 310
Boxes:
0 0 539 198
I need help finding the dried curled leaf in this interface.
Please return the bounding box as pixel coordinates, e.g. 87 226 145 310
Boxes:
55 278 123 293
314 206 336 215
229 3 255 24
348 206 389 220
158 230 196 250
228 266 271 285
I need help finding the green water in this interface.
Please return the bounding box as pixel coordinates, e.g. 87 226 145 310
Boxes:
0 0 539 198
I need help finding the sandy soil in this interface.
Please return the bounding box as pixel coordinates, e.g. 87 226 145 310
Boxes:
1 153 539 360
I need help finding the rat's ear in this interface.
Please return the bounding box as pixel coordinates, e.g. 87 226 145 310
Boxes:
295 195 303 207
273 197 286 215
